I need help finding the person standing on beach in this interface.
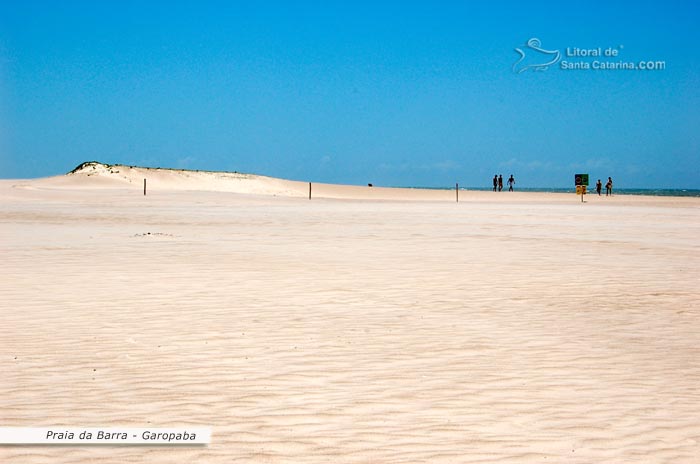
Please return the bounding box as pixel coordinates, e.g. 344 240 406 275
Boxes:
498 175 503 192
507 175 515 191
606 177 613 196
596 179 602 196
493 175 498 192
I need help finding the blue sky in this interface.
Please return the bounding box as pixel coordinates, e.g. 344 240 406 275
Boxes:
1 1 698 187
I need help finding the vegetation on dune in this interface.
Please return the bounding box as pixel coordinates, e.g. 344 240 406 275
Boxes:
68 161 245 176
68 161 110 174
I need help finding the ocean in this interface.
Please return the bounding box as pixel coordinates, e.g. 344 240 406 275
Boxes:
444 187 700 197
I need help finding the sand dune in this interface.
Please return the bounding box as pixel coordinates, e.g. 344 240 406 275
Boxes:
1 165 699 463
14 161 457 201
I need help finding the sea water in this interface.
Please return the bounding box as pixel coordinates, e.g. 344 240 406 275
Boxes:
407 187 700 197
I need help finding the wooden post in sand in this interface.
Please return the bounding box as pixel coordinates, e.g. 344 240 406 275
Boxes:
144 178 147 196
456 183 459 202
309 182 312 200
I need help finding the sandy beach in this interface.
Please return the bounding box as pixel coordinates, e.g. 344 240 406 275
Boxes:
1 164 699 463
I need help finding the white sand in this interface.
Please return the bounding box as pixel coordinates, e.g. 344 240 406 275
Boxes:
1 164 699 463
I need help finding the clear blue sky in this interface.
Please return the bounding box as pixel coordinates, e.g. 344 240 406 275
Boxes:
1 1 698 187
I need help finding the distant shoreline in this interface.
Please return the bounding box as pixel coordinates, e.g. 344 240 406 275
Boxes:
412 187 700 198
0 161 697 198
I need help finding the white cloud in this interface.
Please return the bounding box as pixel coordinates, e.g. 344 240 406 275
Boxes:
378 160 462 172
176 156 197 169
498 158 559 171
568 157 613 171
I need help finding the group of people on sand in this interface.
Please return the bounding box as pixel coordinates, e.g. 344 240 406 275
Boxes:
595 177 614 196
492 174 515 192
488 174 613 195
